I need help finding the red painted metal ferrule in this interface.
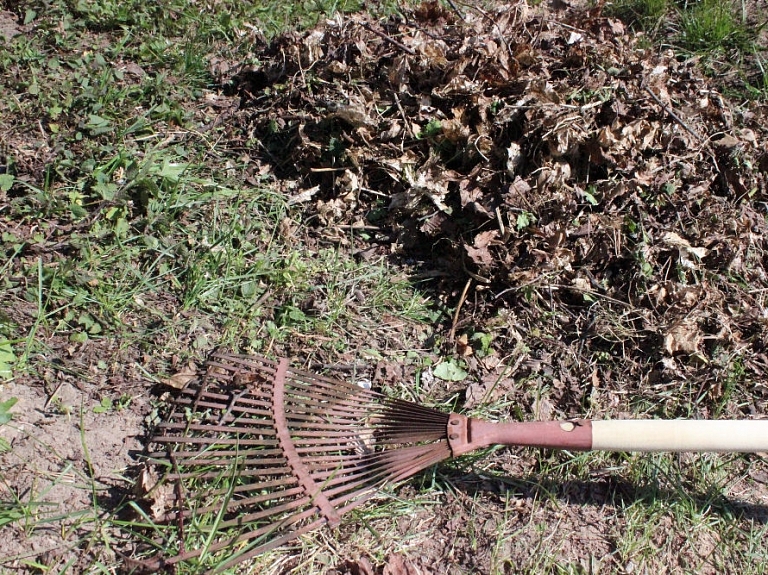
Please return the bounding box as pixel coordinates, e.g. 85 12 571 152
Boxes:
447 413 593 457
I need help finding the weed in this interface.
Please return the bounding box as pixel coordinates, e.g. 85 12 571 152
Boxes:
0 397 17 454
93 394 133 414
0 343 16 380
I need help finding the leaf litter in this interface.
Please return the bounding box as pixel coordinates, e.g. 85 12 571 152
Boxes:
223 0 768 418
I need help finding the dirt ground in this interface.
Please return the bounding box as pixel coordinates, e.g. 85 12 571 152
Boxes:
0 379 148 568
0 321 152 571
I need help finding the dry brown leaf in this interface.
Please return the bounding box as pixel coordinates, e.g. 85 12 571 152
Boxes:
465 230 498 268
663 231 709 268
433 74 481 97
288 184 321 205
664 320 702 355
163 364 198 389
341 558 376 575
456 333 473 357
383 554 421 575
329 101 376 128
621 119 659 151
506 142 524 175
465 243 494 268
474 230 498 249
133 466 175 521
442 117 471 143
302 29 325 64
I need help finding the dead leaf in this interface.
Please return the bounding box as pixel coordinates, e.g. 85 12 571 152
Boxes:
383 554 420 575
567 31 584 45
340 558 376 575
664 320 702 355
456 333 473 357
506 142 524 175
288 185 321 205
433 74 481 97
133 466 175 521
712 133 740 150
474 230 498 248
662 231 709 267
163 364 198 389
465 230 498 268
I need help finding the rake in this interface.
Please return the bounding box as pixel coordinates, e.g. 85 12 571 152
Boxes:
138 352 768 572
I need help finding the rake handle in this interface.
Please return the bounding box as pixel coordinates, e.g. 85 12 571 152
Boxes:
447 415 768 457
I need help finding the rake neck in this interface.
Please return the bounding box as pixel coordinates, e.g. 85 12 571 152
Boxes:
446 414 593 457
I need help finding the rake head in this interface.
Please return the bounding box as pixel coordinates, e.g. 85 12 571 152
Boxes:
140 353 450 572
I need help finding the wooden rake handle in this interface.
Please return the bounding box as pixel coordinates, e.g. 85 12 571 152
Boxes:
447 414 768 457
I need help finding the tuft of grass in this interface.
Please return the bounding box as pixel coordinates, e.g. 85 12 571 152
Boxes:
607 0 768 99
607 0 671 31
677 0 751 52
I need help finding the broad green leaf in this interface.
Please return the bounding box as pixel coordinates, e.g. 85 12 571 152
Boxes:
0 397 18 425
433 360 468 382
158 160 189 182
0 174 14 192
0 342 16 380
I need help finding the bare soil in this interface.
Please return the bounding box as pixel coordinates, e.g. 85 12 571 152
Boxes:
1 378 148 570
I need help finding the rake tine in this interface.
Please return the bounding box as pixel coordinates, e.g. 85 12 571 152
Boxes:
138 352 451 572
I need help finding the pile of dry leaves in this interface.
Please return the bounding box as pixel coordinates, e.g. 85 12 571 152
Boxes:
220 0 768 416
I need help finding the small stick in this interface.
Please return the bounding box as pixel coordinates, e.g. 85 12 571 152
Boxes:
449 278 472 341
445 0 466 21
644 86 704 143
362 22 416 55
393 93 418 140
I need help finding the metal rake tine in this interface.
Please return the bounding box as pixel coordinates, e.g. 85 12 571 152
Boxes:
141 352 452 572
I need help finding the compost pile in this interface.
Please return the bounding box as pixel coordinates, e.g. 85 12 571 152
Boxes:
226 1 768 417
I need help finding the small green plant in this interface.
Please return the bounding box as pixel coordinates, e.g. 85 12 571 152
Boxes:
418 119 443 139
0 397 18 453
0 342 16 380
471 331 494 357
0 397 16 425
516 211 535 230
93 394 133 414
0 174 14 193
50 397 73 417
432 358 468 381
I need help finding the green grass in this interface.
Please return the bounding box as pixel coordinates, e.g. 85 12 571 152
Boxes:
607 0 671 31
1 0 431 572
606 0 767 98
677 0 751 51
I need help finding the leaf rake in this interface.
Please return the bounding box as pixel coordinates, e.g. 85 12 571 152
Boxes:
136 352 768 572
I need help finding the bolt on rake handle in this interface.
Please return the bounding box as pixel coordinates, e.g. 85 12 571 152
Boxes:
446 414 768 457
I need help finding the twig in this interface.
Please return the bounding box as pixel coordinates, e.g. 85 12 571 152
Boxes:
644 86 705 143
361 22 416 55
393 93 418 139
445 0 466 21
449 278 472 341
